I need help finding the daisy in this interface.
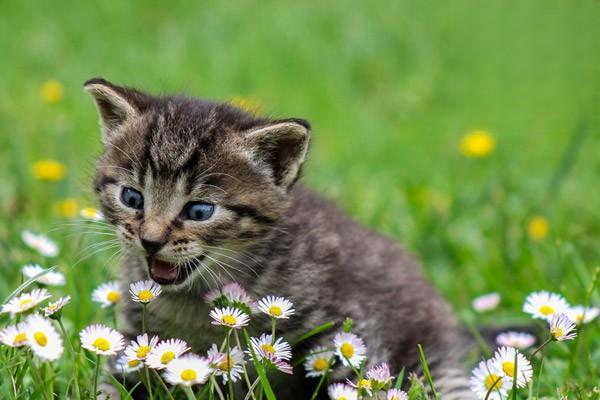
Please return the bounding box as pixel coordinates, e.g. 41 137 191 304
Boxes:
163 354 213 386
0 322 29 347
472 292 500 312
491 346 532 387
366 363 393 385
469 359 511 400
146 338 190 370
387 389 408 400
92 281 121 308
523 291 569 320
1 288 52 316
303 347 334 378
248 334 293 374
43 296 71 318
22 264 65 286
80 207 104 221
348 378 373 396
333 332 367 369
209 306 250 329
495 331 536 350
567 305 599 325
24 315 64 361
205 282 256 311
327 383 358 400
21 230 59 257
549 313 577 341
124 334 160 362
129 280 162 304
258 296 295 319
115 354 143 374
207 344 245 383
80 324 125 355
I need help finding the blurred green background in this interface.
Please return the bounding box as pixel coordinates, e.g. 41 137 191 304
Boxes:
1 0 599 328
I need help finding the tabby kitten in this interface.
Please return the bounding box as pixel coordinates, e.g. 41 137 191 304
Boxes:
86 78 475 399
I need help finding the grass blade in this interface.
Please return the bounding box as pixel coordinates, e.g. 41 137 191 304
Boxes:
417 344 440 400
292 321 335 347
243 329 277 400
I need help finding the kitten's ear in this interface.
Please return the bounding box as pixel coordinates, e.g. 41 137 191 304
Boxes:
245 119 311 189
83 78 151 142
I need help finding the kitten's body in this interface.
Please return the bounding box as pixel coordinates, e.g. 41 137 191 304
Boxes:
86 78 475 398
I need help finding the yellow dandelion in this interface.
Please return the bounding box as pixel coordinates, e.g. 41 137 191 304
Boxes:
31 159 66 181
527 216 549 241
41 80 64 104
460 130 496 158
54 198 79 218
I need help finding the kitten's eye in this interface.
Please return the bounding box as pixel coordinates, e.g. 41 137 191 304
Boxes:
185 202 215 221
120 187 144 210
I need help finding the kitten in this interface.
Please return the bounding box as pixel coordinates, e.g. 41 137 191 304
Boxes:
86 78 475 399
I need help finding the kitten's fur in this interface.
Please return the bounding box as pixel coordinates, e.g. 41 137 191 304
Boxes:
86 78 475 399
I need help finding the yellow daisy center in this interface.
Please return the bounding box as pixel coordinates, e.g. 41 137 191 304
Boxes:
128 359 141 368
313 357 328 371
551 327 563 338
575 314 584 323
138 289 154 302
340 343 354 359
269 305 283 316
358 379 371 389
539 305 554 316
181 369 197 382
81 207 98 218
93 337 111 352
218 355 234 371
502 361 515 377
47 304 58 313
106 291 121 304
136 345 151 358
14 332 27 345
34 332 48 347
20 298 33 307
261 344 275 354
160 351 176 364
222 314 237 325
484 374 503 390
339 397 347 400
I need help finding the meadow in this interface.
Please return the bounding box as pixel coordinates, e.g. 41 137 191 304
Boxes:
0 0 599 398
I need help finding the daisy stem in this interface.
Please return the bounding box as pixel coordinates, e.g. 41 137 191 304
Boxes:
242 378 261 400
142 304 147 334
152 368 175 400
183 386 197 400
226 330 235 400
309 356 335 400
270 318 276 342
483 376 502 400
535 350 545 399
233 330 258 400
530 337 553 358
57 318 81 399
27 353 50 400
144 366 154 400
211 376 226 400
111 307 118 329
93 354 101 400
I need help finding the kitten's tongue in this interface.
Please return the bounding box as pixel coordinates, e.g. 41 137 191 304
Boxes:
149 258 179 284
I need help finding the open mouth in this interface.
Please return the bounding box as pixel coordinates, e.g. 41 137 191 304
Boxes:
147 256 205 285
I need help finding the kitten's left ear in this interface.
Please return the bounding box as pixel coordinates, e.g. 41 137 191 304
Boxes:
245 119 311 189
83 77 151 143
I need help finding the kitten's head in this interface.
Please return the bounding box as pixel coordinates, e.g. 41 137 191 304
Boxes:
85 78 310 289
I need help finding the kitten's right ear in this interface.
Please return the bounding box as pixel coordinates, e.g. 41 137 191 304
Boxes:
84 78 151 142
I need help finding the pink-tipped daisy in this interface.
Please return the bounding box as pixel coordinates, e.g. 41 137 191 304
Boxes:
495 331 536 350
258 296 295 319
333 332 367 369
549 313 577 341
209 306 250 329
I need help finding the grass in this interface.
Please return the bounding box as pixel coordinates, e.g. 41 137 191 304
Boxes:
0 0 599 398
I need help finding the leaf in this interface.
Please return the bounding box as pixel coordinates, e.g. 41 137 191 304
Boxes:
243 329 277 400
2 266 58 304
292 321 335 347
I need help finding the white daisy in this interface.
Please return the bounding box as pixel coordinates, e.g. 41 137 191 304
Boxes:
1 288 52 316
209 306 250 329
469 359 511 400
80 324 125 356
43 296 71 318
0 322 29 347
327 383 358 400
163 354 213 386
124 334 160 362
21 230 59 257
523 291 570 320
115 354 143 374
24 315 63 361
129 280 162 304
366 363 393 385
491 346 532 388
248 334 293 374
146 338 190 370
92 281 121 308
549 313 577 341
303 347 334 378
333 332 367 369
348 378 373 396
472 292 500 312
22 264 65 286
80 207 104 221
387 389 408 400
566 305 599 325
258 296 295 319
495 331 536 350
206 344 245 383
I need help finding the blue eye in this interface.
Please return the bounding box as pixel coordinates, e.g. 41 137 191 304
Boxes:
186 202 215 221
121 187 144 210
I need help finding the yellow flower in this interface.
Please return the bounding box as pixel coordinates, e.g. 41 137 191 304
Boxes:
228 96 262 113
31 159 66 181
460 130 496 158
41 80 64 104
54 198 78 217
527 215 549 241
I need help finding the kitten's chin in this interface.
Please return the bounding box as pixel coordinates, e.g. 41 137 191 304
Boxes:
147 256 204 285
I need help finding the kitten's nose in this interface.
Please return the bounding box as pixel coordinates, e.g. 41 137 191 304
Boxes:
140 237 166 256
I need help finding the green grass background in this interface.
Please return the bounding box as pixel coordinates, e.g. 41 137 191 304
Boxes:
0 0 599 397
